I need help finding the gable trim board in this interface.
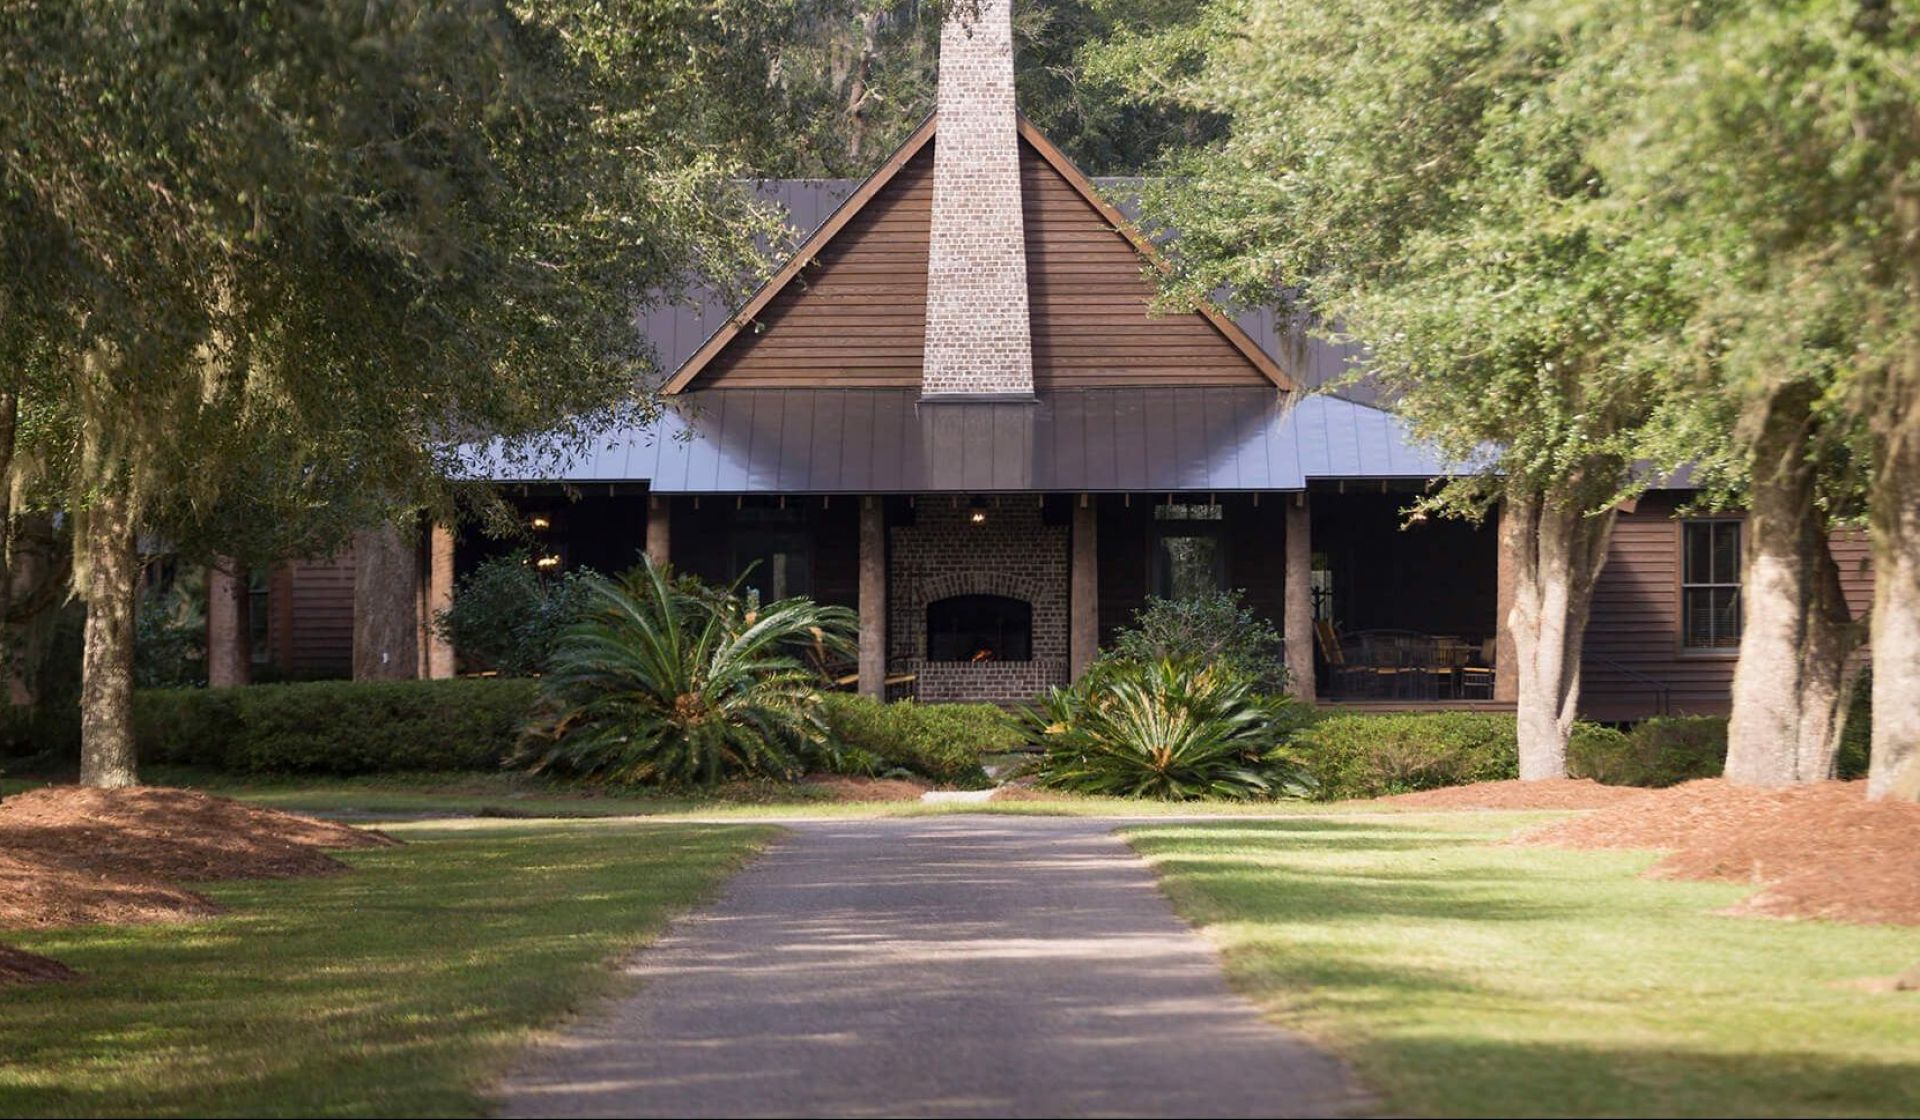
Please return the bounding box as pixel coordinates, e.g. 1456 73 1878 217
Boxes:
663 114 1294 395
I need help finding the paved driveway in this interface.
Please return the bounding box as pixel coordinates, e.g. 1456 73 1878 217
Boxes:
497 816 1369 1119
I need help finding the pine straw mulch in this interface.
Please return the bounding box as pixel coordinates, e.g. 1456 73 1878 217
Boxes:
1514 779 1920 927
1359 778 1648 811
0 786 395 986
796 775 931 802
0 944 78 987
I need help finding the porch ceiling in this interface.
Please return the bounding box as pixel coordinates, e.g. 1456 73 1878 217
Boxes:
462 387 1454 493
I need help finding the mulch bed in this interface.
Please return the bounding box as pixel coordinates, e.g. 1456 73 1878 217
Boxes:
797 775 930 802
0 944 78 988
0 785 396 985
1517 779 1920 926
1360 778 1650 811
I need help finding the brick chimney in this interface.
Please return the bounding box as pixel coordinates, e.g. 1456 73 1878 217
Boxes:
921 0 1035 399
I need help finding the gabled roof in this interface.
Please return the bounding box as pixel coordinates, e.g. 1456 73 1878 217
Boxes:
661 114 1296 395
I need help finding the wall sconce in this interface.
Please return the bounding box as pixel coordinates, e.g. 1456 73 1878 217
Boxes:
534 553 562 571
529 515 552 531
968 497 989 525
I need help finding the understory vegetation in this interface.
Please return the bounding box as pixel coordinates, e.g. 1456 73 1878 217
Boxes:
517 561 857 785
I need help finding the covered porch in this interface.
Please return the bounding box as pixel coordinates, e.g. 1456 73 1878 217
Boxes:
458 480 1512 708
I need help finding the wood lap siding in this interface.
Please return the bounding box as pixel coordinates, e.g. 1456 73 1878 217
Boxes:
687 134 1273 392
278 554 355 678
694 147 934 389
1580 492 1877 721
1021 140 1270 391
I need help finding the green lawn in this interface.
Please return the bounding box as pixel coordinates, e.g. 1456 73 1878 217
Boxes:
2 768 1356 820
0 818 775 1119
1125 813 1920 1118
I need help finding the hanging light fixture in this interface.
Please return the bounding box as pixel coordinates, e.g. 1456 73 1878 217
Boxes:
968 496 989 525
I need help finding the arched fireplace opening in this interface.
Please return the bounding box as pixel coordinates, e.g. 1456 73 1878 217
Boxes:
926 594 1033 662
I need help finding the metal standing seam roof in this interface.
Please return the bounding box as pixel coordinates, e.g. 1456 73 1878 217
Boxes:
464 388 1455 493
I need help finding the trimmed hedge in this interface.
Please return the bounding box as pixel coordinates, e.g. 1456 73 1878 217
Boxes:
1290 712 1521 800
1567 716 1728 788
819 693 1022 786
134 678 538 774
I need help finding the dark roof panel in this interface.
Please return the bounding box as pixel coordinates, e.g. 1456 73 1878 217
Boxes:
463 388 1453 493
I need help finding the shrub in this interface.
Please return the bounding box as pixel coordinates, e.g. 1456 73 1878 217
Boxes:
818 693 1020 786
1104 591 1287 692
1836 669 1872 780
132 678 538 773
134 582 206 689
517 561 857 786
434 552 602 676
1568 716 1728 787
1023 659 1311 800
1292 712 1519 799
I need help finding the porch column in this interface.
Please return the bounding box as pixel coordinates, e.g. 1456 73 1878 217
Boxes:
206 558 250 688
1494 499 1519 702
1070 497 1099 679
1283 495 1316 703
425 523 456 679
645 494 671 569
858 497 887 700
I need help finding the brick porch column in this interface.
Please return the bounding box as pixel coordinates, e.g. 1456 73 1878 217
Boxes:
1070 497 1098 679
425 523 456 679
1495 499 1519 702
206 558 250 688
858 497 887 699
1283 495 1316 703
645 495 671 569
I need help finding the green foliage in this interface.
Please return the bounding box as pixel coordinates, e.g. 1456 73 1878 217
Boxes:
133 578 206 690
1836 669 1873 781
1291 712 1521 800
1024 659 1310 800
1104 591 1287 692
518 561 857 787
1090 0 1697 520
131 679 539 774
1567 716 1730 788
817 693 1021 786
434 553 602 677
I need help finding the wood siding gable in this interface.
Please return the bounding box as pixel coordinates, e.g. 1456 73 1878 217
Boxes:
1017 122 1293 391
667 115 1295 394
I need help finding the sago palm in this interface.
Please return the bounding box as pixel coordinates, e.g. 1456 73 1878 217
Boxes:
518 559 857 786
1024 658 1309 800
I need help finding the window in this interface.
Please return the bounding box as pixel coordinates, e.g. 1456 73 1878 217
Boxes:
1152 503 1226 600
1682 520 1742 650
731 507 811 605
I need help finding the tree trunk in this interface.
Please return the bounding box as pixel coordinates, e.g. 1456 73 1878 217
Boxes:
206 558 251 688
1503 488 1614 779
1726 386 1861 785
1867 358 1920 801
1866 183 1920 802
78 487 139 789
352 520 420 680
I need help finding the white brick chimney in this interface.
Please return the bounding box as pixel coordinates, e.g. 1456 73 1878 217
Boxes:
921 0 1035 399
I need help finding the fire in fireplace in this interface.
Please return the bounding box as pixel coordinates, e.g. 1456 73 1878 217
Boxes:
926 594 1033 663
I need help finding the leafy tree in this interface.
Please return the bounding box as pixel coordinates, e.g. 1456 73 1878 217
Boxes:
1604 0 1919 799
1087 0 1691 777
0 1 781 787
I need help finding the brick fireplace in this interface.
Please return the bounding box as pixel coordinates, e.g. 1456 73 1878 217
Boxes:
888 496 1069 702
